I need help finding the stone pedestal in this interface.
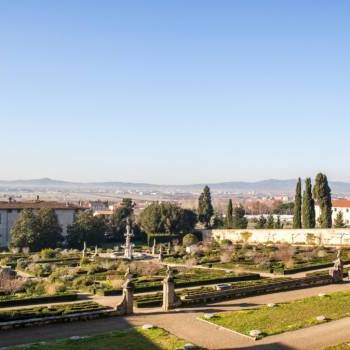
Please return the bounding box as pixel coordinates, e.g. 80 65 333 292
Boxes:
152 239 156 255
329 249 344 283
116 269 134 315
162 266 180 311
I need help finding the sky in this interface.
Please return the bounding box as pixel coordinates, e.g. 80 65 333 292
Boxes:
0 1 349 184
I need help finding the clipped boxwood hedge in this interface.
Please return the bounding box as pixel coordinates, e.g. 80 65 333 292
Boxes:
0 301 108 322
0 293 78 308
98 273 260 296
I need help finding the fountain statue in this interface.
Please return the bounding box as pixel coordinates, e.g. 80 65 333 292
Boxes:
122 218 134 260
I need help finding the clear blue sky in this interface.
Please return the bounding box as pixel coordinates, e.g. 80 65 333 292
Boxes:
1 1 349 184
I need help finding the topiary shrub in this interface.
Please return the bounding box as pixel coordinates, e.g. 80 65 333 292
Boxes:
182 234 198 247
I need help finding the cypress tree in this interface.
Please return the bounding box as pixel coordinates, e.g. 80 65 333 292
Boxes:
198 186 214 228
232 205 248 229
274 215 282 229
255 215 267 229
266 214 275 229
302 178 316 228
293 178 302 228
225 199 233 228
313 173 332 228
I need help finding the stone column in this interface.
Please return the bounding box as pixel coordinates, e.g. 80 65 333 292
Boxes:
116 268 134 315
152 239 156 255
162 266 177 311
158 244 163 262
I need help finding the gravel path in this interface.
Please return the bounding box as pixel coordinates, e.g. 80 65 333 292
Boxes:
1 283 350 349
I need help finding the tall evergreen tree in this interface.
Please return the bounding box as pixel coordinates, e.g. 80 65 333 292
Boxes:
313 173 332 228
334 211 346 228
266 214 275 229
302 178 316 228
36 208 63 249
232 205 248 229
10 209 40 250
255 215 267 229
198 186 214 228
274 215 283 229
225 199 233 228
293 178 302 229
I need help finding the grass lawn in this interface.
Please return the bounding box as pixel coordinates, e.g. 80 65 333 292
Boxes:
202 291 350 338
324 343 350 350
5 327 193 350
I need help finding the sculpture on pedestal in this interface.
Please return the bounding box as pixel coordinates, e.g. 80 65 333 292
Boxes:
329 248 344 283
116 267 134 315
162 266 180 311
122 218 134 260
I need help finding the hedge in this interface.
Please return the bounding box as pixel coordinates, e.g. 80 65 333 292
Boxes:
0 301 108 322
97 273 260 296
275 260 350 275
0 293 78 308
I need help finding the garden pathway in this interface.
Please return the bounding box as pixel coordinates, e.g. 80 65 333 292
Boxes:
2 282 350 349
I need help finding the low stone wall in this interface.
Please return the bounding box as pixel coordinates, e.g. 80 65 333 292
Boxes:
202 228 350 246
181 275 334 305
0 309 118 331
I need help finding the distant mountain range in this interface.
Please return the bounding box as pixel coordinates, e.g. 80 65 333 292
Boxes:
1 177 350 195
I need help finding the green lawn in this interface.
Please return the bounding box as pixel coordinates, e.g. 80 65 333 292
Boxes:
202 291 350 338
6 327 192 350
324 343 350 350
323 342 350 350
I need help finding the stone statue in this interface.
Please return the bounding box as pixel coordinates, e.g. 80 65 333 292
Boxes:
116 267 134 315
329 248 344 283
162 266 180 311
122 218 134 260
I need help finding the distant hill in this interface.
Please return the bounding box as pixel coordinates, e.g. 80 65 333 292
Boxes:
0 177 350 195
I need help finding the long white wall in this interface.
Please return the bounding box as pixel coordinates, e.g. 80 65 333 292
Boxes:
202 228 350 246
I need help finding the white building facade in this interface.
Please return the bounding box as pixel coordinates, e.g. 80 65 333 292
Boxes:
315 199 350 226
0 200 86 248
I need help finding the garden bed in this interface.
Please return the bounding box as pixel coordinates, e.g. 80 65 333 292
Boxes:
0 293 78 308
0 301 108 322
201 290 350 338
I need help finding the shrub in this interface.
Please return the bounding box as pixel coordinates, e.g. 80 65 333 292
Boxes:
240 231 253 243
182 234 198 247
16 258 28 270
40 248 57 260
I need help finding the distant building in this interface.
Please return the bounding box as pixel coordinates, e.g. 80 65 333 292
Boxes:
0 199 86 248
315 199 350 226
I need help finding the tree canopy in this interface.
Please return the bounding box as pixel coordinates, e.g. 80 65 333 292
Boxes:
10 208 63 251
232 205 248 229
293 178 302 229
313 173 332 228
138 202 197 236
66 210 107 248
302 178 316 229
198 186 214 228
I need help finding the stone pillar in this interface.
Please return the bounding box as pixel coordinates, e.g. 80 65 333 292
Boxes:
152 239 156 255
158 244 163 262
162 266 178 311
116 268 134 315
167 242 171 255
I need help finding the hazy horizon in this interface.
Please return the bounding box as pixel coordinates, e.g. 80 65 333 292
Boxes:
1 1 349 184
